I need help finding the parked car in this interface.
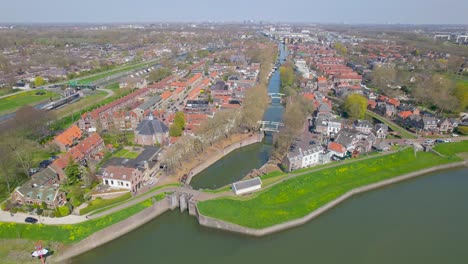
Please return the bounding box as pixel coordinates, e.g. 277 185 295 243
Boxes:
28 168 39 176
25 217 38 224
39 160 51 168
49 155 59 161
425 139 435 145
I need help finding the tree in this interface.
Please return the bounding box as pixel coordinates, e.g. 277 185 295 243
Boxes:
344 93 367 119
453 82 468 111
65 158 81 185
148 67 171 83
174 111 185 130
280 62 295 88
334 42 348 56
169 123 182 137
34 76 46 87
371 65 397 92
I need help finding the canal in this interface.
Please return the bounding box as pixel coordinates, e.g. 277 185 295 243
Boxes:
73 168 468 264
190 43 287 189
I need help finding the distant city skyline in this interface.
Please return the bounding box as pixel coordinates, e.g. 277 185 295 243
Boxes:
1 0 467 25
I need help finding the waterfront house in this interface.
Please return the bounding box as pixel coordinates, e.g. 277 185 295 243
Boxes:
283 143 324 172
99 165 144 193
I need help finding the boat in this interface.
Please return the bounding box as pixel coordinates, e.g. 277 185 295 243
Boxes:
31 248 48 257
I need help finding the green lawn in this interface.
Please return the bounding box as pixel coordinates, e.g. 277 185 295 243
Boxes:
0 196 157 244
113 148 140 159
79 193 132 215
0 90 58 114
197 141 467 229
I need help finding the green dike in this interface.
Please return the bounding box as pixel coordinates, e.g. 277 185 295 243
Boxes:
0 196 157 243
197 141 467 229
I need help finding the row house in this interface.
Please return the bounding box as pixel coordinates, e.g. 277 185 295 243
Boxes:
50 133 105 181
53 124 83 152
79 88 150 132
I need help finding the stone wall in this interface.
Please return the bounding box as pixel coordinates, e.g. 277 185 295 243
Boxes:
52 199 171 263
196 161 467 236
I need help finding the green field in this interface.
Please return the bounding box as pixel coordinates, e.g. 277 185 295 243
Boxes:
0 90 58 114
197 141 467 229
79 193 132 215
113 148 140 159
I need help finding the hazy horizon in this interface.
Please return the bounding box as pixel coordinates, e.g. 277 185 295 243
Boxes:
1 0 467 25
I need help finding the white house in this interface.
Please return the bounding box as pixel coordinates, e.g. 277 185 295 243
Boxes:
284 144 324 172
232 177 262 195
99 165 143 193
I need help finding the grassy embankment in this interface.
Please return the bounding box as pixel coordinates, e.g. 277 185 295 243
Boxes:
197 141 467 229
80 183 181 216
76 60 156 85
79 193 132 215
0 90 59 115
0 194 163 244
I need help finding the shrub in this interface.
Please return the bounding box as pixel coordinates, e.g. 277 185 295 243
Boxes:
58 205 70 217
41 202 48 210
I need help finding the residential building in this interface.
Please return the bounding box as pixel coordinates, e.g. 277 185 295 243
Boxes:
283 143 324 172
353 120 373 134
53 125 83 152
99 165 144 193
11 167 65 209
374 123 389 139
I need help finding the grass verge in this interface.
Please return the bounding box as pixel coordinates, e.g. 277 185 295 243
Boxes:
79 193 132 215
197 141 467 229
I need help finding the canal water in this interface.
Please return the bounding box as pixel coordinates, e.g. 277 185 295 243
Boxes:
190 43 287 189
73 168 468 264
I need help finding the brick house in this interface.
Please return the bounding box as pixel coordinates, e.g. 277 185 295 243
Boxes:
53 125 82 152
50 133 105 181
98 165 144 193
11 167 65 209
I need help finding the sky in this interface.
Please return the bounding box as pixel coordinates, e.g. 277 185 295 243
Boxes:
1 0 467 24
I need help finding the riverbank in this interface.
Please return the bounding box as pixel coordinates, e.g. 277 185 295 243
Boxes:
197 141 468 231
51 199 172 263
195 161 467 236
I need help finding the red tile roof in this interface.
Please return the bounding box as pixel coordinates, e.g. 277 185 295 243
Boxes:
54 125 82 147
398 111 413 119
328 142 346 154
161 91 172 100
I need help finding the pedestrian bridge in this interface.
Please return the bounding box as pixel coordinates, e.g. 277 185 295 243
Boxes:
268 93 285 100
257 120 284 132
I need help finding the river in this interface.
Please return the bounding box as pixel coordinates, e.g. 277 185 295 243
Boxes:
73 168 468 264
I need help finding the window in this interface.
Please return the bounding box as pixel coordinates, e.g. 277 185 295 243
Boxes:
126 183 129 187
